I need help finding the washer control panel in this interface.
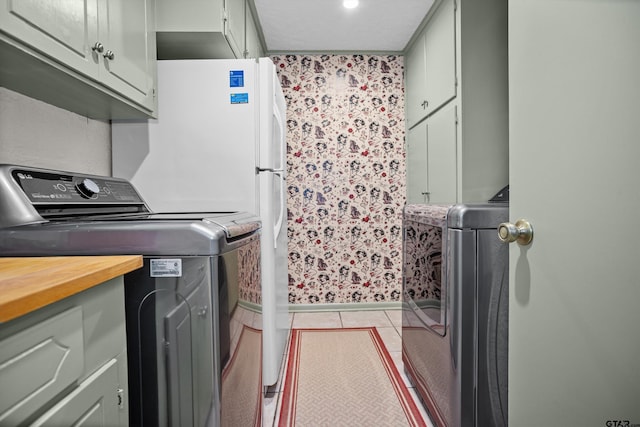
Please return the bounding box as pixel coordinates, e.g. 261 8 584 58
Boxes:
12 169 144 204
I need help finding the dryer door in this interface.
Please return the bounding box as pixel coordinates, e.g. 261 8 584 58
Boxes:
402 216 447 336
476 229 509 427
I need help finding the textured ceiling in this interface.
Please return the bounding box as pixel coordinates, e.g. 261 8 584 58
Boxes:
253 0 435 52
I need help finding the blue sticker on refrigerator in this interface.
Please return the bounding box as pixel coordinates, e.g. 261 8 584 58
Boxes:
230 70 244 87
230 93 249 104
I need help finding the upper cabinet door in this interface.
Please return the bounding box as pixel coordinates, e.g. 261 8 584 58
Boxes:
98 0 156 111
224 0 245 58
405 33 427 129
424 0 456 117
404 0 457 128
245 5 264 58
0 0 99 80
0 0 156 118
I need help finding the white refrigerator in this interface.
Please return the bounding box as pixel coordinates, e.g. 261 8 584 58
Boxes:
112 58 289 387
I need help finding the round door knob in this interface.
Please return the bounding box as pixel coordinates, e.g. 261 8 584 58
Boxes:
498 219 533 245
103 50 115 60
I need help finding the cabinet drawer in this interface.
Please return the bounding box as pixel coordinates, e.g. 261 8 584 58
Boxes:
30 358 120 427
0 307 84 425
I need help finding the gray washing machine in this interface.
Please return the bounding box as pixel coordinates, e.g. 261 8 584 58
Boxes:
402 203 508 427
0 164 263 427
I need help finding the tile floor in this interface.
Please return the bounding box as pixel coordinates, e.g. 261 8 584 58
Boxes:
262 310 435 427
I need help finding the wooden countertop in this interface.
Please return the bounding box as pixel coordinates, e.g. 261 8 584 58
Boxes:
0 255 143 323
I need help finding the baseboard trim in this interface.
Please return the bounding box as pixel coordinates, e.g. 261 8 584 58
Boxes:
238 301 403 314
287 302 402 313
238 300 262 313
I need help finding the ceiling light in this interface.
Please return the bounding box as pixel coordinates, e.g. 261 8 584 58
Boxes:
343 0 359 9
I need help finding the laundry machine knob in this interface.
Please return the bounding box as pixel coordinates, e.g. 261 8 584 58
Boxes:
76 178 100 198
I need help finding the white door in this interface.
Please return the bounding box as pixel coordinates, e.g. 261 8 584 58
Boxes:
508 1 640 425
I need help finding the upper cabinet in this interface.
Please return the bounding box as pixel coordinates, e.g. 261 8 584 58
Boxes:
424 0 456 118
405 0 456 128
97 0 156 110
0 0 157 119
156 0 265 60
245 5 265 59
405 31 428 129
225 0 246 57
405 0 509 204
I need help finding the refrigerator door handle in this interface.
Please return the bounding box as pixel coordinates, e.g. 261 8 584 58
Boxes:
273 170 285 249
256 167 285 174
273 105 286 171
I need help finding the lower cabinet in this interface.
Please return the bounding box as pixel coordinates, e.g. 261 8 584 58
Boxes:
30 359 121 427
406 102 458 205
0 277 128 426
406 120 429 204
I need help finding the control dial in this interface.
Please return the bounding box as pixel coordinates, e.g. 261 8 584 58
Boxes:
76 178 100 199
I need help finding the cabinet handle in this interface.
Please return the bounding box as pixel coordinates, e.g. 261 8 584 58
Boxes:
103 50 115 60
198 305 209 318
92 42 104 53
117 388 124 408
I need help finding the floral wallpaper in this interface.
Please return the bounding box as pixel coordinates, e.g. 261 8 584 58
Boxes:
238 238 262 305
272 54 406 305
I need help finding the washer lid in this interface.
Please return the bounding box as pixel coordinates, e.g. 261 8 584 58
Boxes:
0 216 259 257
145 212 261 238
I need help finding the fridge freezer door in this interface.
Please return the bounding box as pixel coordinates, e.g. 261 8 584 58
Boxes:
258 57 287 172
112 59 258 214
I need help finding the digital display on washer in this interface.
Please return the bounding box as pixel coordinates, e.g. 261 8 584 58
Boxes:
12 169 144 204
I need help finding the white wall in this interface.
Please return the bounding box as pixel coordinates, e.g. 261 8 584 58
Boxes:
0 88 111 175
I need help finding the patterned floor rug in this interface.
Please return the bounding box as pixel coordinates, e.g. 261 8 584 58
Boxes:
221 325 262 426
278 327 428 426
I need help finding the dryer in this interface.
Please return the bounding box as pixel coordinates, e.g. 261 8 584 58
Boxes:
402 203 508 427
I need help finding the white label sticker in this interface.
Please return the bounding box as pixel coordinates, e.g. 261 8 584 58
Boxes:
150 259 182 277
